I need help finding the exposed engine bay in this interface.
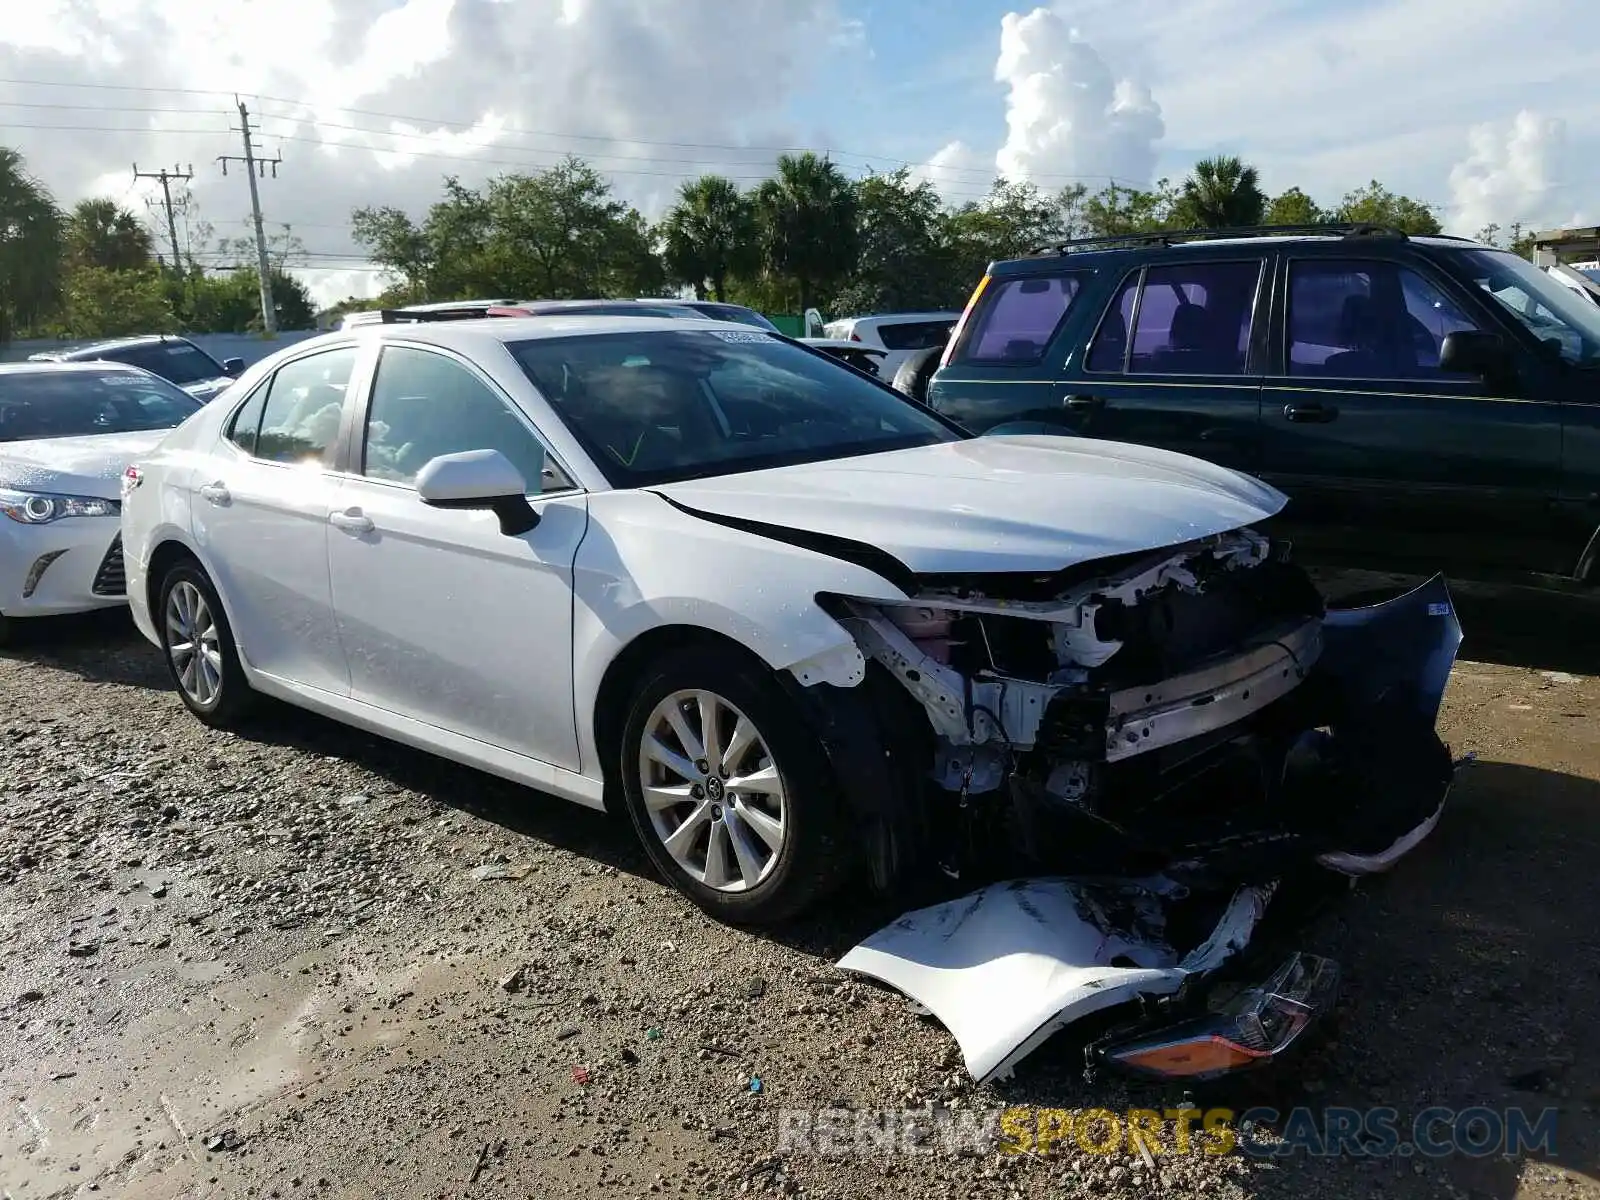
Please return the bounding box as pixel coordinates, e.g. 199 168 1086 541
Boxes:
829 529 1457 888
825 532 1463 1083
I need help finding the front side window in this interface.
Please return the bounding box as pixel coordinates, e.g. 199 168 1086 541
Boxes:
1288 260 1491 379
1448 248 1600 367
510 329 962 487
0 368 202 442
950 277 1086 365
362 346 566 491
254 348 357 465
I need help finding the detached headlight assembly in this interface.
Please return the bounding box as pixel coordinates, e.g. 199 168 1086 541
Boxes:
0 488 120 525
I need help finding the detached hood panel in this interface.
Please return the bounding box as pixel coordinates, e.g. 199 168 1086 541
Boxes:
0 430 171 499
654 435 1287 576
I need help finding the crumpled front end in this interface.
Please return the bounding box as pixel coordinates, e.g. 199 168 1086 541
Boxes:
830 533 1462 1082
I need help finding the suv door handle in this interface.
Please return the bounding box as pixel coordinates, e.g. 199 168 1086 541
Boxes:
1283 402 1339 424
198 482 231 505
328 508 374 534
1063 394 1105 411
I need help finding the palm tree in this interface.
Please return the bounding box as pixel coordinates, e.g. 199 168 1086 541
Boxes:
66 197 155 271
0 146 64 343
1174 156 1267 230
753 153 859 314
659 175 758 302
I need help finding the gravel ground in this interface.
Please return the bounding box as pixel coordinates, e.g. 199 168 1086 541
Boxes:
0 582 1597 1200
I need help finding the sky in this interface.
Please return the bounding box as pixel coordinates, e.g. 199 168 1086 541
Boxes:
1 0 1595 310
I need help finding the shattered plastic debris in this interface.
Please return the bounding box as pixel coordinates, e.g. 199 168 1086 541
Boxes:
470 863 532 882
645 1026 663 1040
204 1129 244 1153
571 1065 591 1085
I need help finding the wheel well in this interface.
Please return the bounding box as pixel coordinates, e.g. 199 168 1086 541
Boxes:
144 540 200 620
591 626 768 806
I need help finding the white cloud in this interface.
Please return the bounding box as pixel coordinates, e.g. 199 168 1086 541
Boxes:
992 7 1163 190
0 0 844 308
1447 110 1576 236
912 140 993 200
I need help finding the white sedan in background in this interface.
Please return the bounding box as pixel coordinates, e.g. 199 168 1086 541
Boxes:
0 362 203 642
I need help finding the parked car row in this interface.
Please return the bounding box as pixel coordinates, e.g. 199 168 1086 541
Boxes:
29 334 246 401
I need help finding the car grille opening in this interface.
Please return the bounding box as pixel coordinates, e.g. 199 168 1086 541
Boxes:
92 535 126 597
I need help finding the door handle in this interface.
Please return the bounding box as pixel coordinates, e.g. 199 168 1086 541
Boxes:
198 482 231 505
328 508 374 534
1063 394 1106 411
1283 402 1339 424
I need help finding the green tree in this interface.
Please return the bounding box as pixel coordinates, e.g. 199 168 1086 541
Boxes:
1080 179 1178 236
0 146 63 342
57 265 175 337
659 175 758 301
1334 180 1441 235
186 269 314 333
1265 187 1325 227
753 152 859 313
830 168 952 315
1171 156 1266 229
943 179 1064 290
351 205 433 295
65 198 153 271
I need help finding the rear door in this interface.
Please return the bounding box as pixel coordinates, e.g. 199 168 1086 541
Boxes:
926 272 1098 432
1055 254 1269 472
1258 252 1566 574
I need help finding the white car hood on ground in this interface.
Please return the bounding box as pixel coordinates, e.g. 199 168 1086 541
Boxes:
0 430 170 499
654 435 1288 576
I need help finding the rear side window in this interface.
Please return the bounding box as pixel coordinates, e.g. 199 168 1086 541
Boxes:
878 320 957 351
949 276 1086 365
225 382 269 455
1088 261 1262 375
253 348 357 465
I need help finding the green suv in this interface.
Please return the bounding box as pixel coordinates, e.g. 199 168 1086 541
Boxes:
925 224 1600 587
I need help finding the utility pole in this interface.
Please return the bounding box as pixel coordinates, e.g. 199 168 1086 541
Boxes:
217 99 282 335
132 162 193 272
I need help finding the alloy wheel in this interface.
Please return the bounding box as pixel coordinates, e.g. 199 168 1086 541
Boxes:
166 580 224 707
637 689 788 892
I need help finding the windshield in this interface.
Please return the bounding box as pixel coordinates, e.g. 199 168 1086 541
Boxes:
1448 249 1600 366
0 369 203 442
509 329 963 487
96 340 225 385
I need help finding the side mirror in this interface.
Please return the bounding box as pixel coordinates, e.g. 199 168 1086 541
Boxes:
416 448 541 536
222 357 245 376
1438 330 1509 379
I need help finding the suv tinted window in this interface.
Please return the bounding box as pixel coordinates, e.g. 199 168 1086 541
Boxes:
255 348 357 465
1288 260 1487 379
100 341 222 386
1133 262 1259 375
951 277 1086 364
878 320 957 352
363 346 566 491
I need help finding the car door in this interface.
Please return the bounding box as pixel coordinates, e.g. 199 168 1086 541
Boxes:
1060 256 1268 472
324 341 588 771
1258 253 1566 574
191 343 363 695
927 272 1098 432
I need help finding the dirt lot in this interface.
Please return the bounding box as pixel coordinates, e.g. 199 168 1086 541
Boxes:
1 578 1597 1200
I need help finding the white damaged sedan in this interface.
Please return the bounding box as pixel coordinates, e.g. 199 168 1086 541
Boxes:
121 317 1462 1082
0 362 204 642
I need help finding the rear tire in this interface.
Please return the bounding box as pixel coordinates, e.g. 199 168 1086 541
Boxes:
617 645 851 925
891 346 943 403
156 561 256 728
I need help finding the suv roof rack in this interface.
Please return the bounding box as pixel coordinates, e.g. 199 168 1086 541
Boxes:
1031 222 1424 256
378 307 511 323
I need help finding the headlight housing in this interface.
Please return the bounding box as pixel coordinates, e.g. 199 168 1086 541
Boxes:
0 488 120 525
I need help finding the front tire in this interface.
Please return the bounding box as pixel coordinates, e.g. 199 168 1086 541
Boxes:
157 561 255 727
617 646 850 925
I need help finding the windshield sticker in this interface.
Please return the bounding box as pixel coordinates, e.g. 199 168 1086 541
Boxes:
708 330 774 344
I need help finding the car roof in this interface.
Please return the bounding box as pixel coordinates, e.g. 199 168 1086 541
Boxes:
833 312 961 324
35 333 194 357
331 315 756 349
0 359 158 377
800 338 886 351
990 226 1491 274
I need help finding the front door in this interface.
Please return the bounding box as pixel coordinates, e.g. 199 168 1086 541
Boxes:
1058 257 1268 473
1258 255 1566 574
191 344 361 695
325 342 588 771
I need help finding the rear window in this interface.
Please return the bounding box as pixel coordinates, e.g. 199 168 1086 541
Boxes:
948 276 1088 365
877 320 957 351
